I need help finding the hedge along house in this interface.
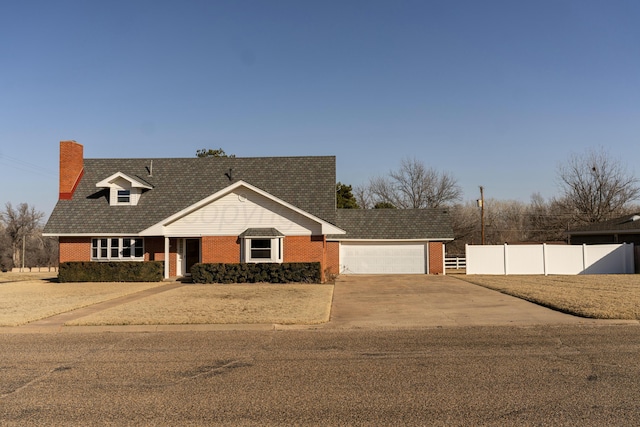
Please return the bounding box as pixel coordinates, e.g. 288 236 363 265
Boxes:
44 141 454 280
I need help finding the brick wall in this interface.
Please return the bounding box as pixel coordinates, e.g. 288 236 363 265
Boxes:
325 241 340 279
201 236 241 263
283 235 324 263
168 239 177 277
59 237 91 262
428 241 444 274
284 235 327 281
144 237 164 261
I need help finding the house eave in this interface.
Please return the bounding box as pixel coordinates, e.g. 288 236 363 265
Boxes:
96 172 153 189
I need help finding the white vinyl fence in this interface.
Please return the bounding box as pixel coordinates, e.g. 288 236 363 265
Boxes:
466 243 635 275
445 256 466 270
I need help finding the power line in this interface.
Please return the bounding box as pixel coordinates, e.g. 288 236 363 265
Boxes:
0 151 56 178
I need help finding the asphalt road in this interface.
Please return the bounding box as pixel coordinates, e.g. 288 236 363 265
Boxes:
2 325 640 426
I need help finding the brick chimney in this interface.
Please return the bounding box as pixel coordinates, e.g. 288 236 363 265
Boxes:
59 140 84 200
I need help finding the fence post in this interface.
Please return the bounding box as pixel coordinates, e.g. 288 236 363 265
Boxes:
542 243 547 276
442 244 446 275
503 243 508 275
465 244 469 274
582 244 587 273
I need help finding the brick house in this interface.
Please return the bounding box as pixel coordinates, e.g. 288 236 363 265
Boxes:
44 141 454 280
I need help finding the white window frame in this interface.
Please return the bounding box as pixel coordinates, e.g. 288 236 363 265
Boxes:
91 237 144 261
243 237 283 263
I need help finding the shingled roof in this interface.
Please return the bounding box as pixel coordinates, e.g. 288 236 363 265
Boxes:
44 156 337 235
329 208 454 240
567 212 640 235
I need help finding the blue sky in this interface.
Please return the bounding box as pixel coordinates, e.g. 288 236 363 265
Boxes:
1 0 639 217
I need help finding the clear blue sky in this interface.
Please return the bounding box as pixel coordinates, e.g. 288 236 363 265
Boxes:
2 0 639 217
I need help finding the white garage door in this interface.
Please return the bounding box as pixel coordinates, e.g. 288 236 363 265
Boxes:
340 242 426 274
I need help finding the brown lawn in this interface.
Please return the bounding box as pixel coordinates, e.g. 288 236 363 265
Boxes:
0 276 165 326
66 284 334 326
0 273 333 326
458 274 640 319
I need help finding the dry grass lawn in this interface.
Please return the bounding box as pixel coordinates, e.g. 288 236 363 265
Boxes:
458 275 640 319
0 272 333 326
66 284 334 326
0 271 57 283
0 275 165 326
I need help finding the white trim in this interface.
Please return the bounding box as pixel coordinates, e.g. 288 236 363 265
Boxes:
176 238 184 277
96 172 153 189
90 237 144 261
164 237 170 279
242 236 284 263
140 180 346 236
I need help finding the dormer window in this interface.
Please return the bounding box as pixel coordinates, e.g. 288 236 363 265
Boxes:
96 172 152 206
117 189 131 204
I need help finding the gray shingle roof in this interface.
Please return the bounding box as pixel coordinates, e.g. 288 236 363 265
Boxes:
238 228 284 237
329 208 454 240
44 156 336 235
567 212 640 235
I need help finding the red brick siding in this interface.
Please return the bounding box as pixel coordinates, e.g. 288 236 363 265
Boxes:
283 236 324 263
428 241 444 274
325 241 340 278
144 237 164 261
201 236 241 263
168 239 177 277
59 237 91 262
284 235 327 282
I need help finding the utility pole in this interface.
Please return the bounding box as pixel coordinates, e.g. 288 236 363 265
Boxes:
478 186 485 245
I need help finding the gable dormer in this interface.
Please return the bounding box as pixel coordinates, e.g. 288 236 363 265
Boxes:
96 172 153 206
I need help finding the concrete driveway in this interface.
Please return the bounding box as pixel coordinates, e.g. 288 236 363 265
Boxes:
323 274 600 329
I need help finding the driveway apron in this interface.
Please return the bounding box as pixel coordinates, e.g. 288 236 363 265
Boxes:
324 274 597 329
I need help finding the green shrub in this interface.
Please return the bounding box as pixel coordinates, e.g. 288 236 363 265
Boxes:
191 262 321 284
58 261 163 282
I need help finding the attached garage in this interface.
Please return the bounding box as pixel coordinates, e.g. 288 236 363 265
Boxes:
329 209 454 275
340 242 426 274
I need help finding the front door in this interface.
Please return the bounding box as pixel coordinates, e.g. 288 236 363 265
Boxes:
185 239 200 275
178 238 201 276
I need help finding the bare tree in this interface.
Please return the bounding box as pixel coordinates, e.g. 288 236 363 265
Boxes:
369 157 462 208
352 184 374 209
0 203 45 269
480 199 529 244
447 202 481 254
525 193 572 242
557 148 640 223
0 223 11 271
